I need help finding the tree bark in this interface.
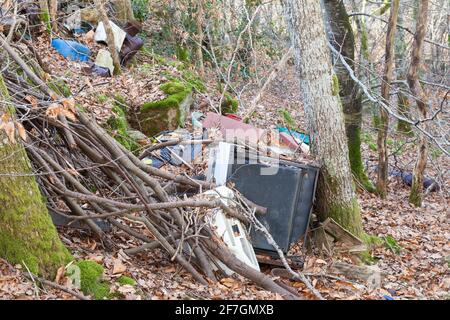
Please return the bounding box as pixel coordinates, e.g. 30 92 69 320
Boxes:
395 5 412 134
112 0 135 23
195 0 205 76
281 0 363 237
48 0 58 32
0 73 72 278
407 0 429 207
38 0 51 31
95 0 122 75
323 0 374 193
376 0 400 198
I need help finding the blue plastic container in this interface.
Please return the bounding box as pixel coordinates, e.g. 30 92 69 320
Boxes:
51 39 90 62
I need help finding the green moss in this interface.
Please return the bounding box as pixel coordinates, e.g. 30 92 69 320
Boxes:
175 45 190 62
328 199 363 238
40 9 52 33
71 261 110 300
106 105 140 153
331 74 340 96
0 75 72 278
279 108 298 129
362 234 384 247
348 128 375 192
221 92 239 114
383 235 401 254
409 184 422 207
142 80 192 122
48 78 71 98
97 94 108 104
117 275 136 286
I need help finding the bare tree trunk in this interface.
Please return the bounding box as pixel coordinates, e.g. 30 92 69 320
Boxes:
112 0 135 23
281 0 363 237
323 0 374 193
376 0 400 198
38 0 51 31
48 0 58 32
407 0 429 207
195 0 205 76
0 73 72 278
396 5 412 134
95 0 122 75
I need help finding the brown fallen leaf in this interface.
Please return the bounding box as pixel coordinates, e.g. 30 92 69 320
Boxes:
16 123 27 141
55 266 66 284
3 122 16 144
25 95 39 109
112 259 127 274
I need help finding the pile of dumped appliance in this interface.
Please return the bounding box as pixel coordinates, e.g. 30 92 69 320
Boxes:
50 6 144 76
140 111 320 272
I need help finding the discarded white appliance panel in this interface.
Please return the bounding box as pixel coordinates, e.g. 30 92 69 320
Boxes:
94 21 127 51
205 186 260 275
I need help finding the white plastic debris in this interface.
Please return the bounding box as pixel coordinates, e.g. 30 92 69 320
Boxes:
206 142 233 186
94 21 127 51
205 186 260 275
95 49 114 75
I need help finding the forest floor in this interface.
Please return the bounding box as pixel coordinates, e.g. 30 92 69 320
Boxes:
0 34 448 300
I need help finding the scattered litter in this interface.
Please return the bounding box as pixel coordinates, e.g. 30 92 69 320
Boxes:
202 112 265 144
191 111 204 128
95 49 114 76
207 186 260 275
120 34 144 66
94 21 127 51
51 39 90 62
277 127 310 144
390 170 439 191
122 20 142 37
141 129 206 168
82 62 110 77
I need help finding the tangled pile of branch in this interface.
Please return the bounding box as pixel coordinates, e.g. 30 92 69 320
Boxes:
1 35 304 299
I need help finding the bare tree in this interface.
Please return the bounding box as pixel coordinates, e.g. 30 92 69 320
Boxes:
377 0 400 198
323 0 374 193
282 0 363 236
112 0 135 23
195 0 205 75
407 0 429 206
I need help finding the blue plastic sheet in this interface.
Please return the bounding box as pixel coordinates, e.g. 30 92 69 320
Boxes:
277 127 310 145
51 39 90 62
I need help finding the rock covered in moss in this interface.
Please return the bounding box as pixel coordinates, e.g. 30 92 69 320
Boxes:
130 80 193 137
70 260 110 300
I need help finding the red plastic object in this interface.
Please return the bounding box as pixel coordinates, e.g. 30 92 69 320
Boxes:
224 113 242 121
202 112 265 144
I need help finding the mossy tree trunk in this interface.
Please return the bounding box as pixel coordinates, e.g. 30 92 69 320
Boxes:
407 0 429 207
376 0 400 198
0 74 72 278
323 0 374 193
38 0 51 31
282 0 363 237
395 5 413 134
